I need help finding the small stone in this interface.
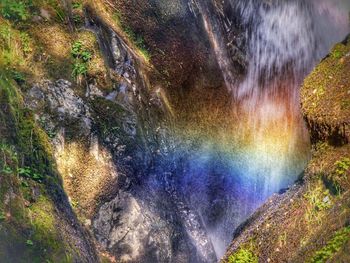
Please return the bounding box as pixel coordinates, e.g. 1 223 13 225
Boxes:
32 15 42 22
84 219 92 227
40 8 51 20
323 196 330 204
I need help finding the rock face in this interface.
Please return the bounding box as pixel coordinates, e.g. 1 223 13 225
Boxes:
23 4 221 262
85 10 219 262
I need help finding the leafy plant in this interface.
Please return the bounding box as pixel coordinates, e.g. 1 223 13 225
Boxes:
2 165 13 174
18 166 44 182
0 211 6 221
72 1 82 9
331 157 350 192
26 239 34 246
332 50 343 59
20 32 32 56
73 14 82 24
21 180 29 187
0 0 31 21
334 158 350 176
11 70 26 85
72 61 88 78
309 226 350 263
71 41 92 81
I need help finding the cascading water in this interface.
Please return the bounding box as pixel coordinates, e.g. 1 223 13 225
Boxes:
179 0 350 259
88 1 350 262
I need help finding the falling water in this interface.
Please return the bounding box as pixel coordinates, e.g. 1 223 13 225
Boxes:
186 0 350 258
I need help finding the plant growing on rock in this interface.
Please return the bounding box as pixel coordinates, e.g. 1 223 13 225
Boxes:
71 40 92 83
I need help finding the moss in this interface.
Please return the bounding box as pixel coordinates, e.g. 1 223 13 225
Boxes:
301 36 350 137
308 226 350 263
28 195 67 259
228 247 258 263
0 71 72 262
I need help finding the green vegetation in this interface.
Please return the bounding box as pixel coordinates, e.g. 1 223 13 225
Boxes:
0 21 27 67
72 1 83 10
330 157 350 192
113 10 150 60
123 26 150 60
331 43 346 59
304 181 332 223
0 211 5 220
0 71 69 261
26 239 34 246
18 166 44 182
0 0 31 21
334 157 350 177
19 32 32 56
228 247 258 263
71 40 92 81
309 226 350 263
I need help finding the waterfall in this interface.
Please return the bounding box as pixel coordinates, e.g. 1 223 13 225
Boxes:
87 1 349 262
187 0 350 259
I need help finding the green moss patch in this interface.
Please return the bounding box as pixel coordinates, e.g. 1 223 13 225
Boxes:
0 72 73 262
301 37 350 140
228 247 258 263
308 226 350 263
